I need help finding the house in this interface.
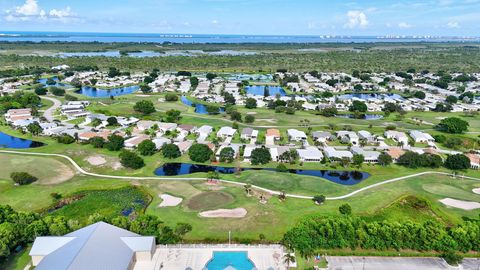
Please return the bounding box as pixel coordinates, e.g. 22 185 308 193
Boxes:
152 137 170 150
297 147 324 162
243 145 258 163
409 130 435 143
266 129 281 145
39 122 58 135
323 146 353 160
137 120 157 131
78 130 111 141
312 131 332 143
158 123 178 135
336 131 359 145
358 130 374 142
196 125 213 141
241 128 259 140
175 140 193 154
29 222 155 270
386 147 406 162
384 130 409 147
5 108 32 123
124 135 150 149
215 144 240 161
217 126 237 138
287 129 307 142
177 124 196 134
466 153 480 169
350 146 380 163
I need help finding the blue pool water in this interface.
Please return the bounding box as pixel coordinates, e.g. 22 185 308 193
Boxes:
181 96 225 114
245 85 286 96
0 132 44 149
205 251 255 270
154 163 369 185
75 85 139 98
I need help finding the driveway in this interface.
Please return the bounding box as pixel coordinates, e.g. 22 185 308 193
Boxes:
326 256 460 270
41 96 62 122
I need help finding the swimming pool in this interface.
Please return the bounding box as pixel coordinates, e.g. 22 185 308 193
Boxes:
205 251 256 270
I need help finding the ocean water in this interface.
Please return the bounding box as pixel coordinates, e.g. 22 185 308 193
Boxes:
0 31 478 43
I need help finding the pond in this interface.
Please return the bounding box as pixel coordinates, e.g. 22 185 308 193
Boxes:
245 85 286 96
336 114 384 120
0 132 44 149
57 50 164 58
154 163 370 185
38 77 69 87
205 251 255 270
181 96 225 114
338 93 404 101
75 85 139 98
228 74 273 82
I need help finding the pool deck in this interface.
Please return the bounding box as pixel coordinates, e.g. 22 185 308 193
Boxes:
133 244 288 270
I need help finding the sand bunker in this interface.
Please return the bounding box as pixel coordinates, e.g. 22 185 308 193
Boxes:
85 156 107 166
439 198 480 210
199 208 247 218
158 194 183 207
473 188 480 195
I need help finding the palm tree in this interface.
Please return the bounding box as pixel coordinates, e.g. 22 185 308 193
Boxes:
244 184 252 196
283 253 296 269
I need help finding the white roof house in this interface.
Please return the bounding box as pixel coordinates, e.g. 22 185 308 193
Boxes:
323 146 353 160
153 137 171 149
124 135 150 149
384 130 409 146
336 131 359 145
287 129 307 141
217 126 237 138
241 128 259 139
409 130 435 143
350 146 381 163
30 222 155 270
312 131 332 142
358 130 374 141
137 120 158 131
297 147 324 162
243 145 258 163
196 125 213 141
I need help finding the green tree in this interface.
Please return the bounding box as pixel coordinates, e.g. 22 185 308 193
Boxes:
34 87 47 95
352 154 364 167
27 122 42 136
119 150 145 169
188 143 213 162
320 107 338 117
164 93 178 101
348 100 367 113
251 147 272 165
105 134 125 151
161 143 181 159
137 140 157 156
89 137 105 148
444 154 470 170
230 111 242 122
378 152 393 166
437 117 469 134
244 114 255 123
165 109 182 122
49 86 66 96
107 117 118 126
134 100 156 115
312 195 326 205
206 73 217 80
219 147 235 163
245 98 257 109
140 84 152 93
339 203 352 215
413 91 426 99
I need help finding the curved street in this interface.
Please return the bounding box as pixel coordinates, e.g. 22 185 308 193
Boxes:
40 96 62 122
1 149 479 200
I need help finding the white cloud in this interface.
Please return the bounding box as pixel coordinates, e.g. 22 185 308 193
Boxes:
344 10 368 29
307 22 317 29
4 0 75 22
212 19 218 24
398 22 412 29
447 21 460 28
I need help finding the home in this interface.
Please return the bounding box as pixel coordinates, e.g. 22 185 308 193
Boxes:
78 130 111 141
241 128 259 140
175 140 193 154
323 146 353 160
151 137 169 150
5 108 32 123
409 130 435 143
297 147 324 162
287 129 307 142
358 130 374 142
336 131 359 145
117 117 139 127
384 130 409 147
29 222 155 270
466 153 480 169
177 124 196 134
265 129 281 145
215 144 240 161
243 145 258 163
312 131 332 143
137 120 158 131
350 146 380 163
124 135 150 149
39 122 58 135
386 147 406 162
196 125 213 142
217 126 237 138
157 123 178 135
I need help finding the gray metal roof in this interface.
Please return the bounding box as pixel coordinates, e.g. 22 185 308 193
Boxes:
32 222 155 270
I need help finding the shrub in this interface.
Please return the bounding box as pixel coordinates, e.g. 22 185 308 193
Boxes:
133 100 156 115
137 140 157 156
442 252 464 266
10 172 38 185
161 143 181 159
339 203 352 215
165 93 178 102
188 144 213 162
88 136 105 148
244 114 255 123
57 134 75 144
34 87 47 95
49 86 66 96
105 134 125 151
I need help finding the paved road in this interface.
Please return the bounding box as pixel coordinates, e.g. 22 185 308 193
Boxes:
326 256 480 270
2 150 480 201
41 96 62 122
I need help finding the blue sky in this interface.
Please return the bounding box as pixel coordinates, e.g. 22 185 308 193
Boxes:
1 0 479 36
